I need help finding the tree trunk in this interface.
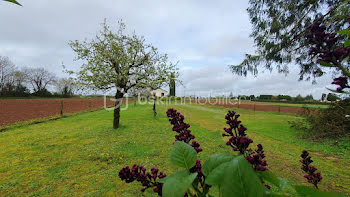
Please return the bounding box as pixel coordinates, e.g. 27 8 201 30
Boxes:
113 91 124 129
153 97 157 117
134 96 137 107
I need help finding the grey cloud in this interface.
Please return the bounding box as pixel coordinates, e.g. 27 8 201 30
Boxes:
0 0 336 98
178 65 334 99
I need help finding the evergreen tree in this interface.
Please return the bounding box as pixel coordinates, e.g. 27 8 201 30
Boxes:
169 72 176 97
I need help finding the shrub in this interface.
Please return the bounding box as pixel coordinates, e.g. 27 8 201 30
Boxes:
297 99 350 139
32 88 53 97
326 93 340 102
259 95 273 100
278 95 292 101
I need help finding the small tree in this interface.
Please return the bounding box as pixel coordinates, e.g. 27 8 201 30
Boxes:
55 78 75 97
228 92 233 99
69 20 175 129
294 94 305 102
0 56 16 96
304 94 314 101
128 85 149 107
139 56 177 117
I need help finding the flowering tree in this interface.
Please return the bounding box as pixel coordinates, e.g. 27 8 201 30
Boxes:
128 85 148 107
230 0 349 82
138 56 178 117
69 20 174 129
306 19 350 95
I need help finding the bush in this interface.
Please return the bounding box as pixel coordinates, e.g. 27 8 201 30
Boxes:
32 88 53 97
326 93 339 102
278 95 292 101
292 99 350 139
307 99 350 138
259 95 273 100
294 94 305 102
0 83 30 97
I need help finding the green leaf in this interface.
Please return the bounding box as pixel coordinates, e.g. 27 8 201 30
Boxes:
256 171 289 190
337 29 350 36
202 154 235 176
162 170 197 197
170 141 197 170
319 61 336 68
326 88 346 94
3 0 22 6
344 40 350 47
158 170 189 184
263 192 286 197
205 161 231 185
211 155 265 197
294 185 345 197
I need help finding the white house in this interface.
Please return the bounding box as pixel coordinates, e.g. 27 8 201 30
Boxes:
150 88 168 97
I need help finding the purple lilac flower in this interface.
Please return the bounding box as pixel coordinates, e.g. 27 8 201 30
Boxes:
306 21 350 65
332 76 349 92
166 108 202 153
300 150 322 189
119 165 166 196
222 110 253 154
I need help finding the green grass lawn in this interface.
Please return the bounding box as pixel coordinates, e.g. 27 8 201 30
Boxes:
255 102 329 109
190 99 329 109
0 103 349 196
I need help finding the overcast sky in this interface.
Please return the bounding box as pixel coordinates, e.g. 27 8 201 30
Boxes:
0 0 336 99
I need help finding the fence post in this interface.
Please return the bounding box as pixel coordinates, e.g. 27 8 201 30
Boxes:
238 98 240 109
88 98 91 111
254 104 256 112
278 105 281 113
166 97 168 109
60 100 64 116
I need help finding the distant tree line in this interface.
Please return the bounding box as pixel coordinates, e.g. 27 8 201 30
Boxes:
228 93 340 102
0 55 75 98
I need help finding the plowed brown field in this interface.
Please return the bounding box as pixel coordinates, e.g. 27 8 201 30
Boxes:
0 98 129 126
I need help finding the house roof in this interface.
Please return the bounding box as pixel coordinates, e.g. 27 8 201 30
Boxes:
151 88 168 93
